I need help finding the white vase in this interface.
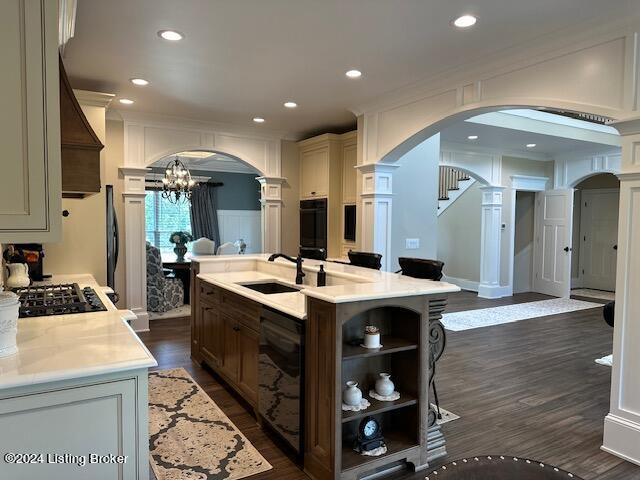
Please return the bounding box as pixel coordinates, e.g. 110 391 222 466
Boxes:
375 373 395 396
0 291 20 358
343 381 363 406
5 263 30 289
364 331 380 348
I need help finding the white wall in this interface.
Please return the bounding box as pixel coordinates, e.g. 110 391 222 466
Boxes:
389 134 440 272
513 191 535 293
437 182 482 285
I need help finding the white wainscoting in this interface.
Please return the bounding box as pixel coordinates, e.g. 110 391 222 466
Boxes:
217 210 262 253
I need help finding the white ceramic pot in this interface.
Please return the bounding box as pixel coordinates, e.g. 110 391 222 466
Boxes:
364 332 380 348
0 292 20 358
375 373 395 396
343 381 363 406
5 263 30 289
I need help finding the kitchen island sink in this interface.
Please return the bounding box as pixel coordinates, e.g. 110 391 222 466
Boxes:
239 281 302 294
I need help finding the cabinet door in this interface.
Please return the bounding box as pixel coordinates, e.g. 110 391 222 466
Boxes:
0 0 61 242
301 147 329 198
201 302 223 367
237 325 259 406
221 314 239 382
342 142 358 203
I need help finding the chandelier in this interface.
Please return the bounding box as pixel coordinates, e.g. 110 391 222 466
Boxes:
161 157 195 204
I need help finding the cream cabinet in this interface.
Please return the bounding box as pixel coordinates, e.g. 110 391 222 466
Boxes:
0 0 61 242
300 145 330 198
341 132 358 204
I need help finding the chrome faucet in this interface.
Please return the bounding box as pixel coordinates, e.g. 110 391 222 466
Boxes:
267 253 305 285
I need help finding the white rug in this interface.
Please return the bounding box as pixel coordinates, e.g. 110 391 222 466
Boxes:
571 288 615 301
441 298 602 332
148 304 191 320
596 354 613 367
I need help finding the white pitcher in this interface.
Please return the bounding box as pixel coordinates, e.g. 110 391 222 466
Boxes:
5 263 30 288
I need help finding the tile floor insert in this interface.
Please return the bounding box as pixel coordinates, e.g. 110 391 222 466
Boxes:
441 298 602 331
595 354 613 367
570 289 615 302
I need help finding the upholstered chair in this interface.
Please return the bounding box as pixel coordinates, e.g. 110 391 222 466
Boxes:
191 237 216 255
216 242 239 255
146 242 184 312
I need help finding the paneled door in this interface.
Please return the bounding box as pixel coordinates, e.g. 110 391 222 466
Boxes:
579 189 619 291
0 0 61 242
533 189 573 297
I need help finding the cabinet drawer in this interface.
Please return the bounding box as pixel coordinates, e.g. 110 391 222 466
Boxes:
200 283 219 303
220 291 260 331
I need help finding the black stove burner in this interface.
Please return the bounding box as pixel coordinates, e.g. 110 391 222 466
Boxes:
14 283 107 318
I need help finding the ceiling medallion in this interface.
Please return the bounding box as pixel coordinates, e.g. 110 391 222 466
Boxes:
162 157 196 204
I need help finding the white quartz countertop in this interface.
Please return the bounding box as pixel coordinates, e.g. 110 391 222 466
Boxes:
0 274 157 391
195 254 460 318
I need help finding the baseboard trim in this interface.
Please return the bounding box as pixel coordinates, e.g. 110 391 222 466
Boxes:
602 414 640 467
442 275 479 292
477 283 512 299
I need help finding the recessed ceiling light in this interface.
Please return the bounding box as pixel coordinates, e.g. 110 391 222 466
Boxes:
453 15 477 28
158 30 184 41
467 135 478 140
253 117 265 123
130 78 149 86
119 98 134 105
345 69 362 78
284 101 298 108
526 143 537 148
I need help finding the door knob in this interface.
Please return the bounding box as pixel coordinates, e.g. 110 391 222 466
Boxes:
613 244 618 250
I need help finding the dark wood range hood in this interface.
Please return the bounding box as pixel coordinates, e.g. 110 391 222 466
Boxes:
59 57 104 198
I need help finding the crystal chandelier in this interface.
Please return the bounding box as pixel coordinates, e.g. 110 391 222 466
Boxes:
161 157 195 204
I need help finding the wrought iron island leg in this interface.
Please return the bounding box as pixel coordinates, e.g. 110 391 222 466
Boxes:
427 297 448 462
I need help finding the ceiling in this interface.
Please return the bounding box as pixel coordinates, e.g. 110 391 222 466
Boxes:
440 118 619 159
65 0 637 139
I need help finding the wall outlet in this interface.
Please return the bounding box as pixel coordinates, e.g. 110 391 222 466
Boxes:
405 238 420 249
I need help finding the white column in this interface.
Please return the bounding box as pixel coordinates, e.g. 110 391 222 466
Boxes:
120 167 150 332
478 186 505 299
602 118 640 466
257 176 285 254
357 164 398 271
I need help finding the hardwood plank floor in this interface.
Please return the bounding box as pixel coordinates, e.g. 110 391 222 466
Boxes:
138 291 640 480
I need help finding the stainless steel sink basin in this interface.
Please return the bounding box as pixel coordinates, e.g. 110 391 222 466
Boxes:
239 281 301 294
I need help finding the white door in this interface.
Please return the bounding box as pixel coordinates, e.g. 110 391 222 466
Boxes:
579 189 619 291
533 189 573 297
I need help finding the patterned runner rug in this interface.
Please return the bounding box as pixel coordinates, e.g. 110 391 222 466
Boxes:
442 298 602 331
149 368 272 480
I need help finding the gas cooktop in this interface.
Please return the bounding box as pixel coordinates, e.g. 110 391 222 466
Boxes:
14 283 107 318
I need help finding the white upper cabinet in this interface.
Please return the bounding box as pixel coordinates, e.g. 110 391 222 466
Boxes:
300 147 330 198
0 0 61 242
341 133 357 204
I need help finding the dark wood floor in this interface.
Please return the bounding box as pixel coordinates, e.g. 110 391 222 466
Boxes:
138 291 640 480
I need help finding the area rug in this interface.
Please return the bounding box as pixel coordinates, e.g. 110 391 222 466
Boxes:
571 288 615 302
433 405 460 425
441 298 602 332
149 304 191 320
149 368 272 480
595 354 613 367
425 456 583 479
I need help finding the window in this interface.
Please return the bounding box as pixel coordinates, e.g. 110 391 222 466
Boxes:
145 190 192 254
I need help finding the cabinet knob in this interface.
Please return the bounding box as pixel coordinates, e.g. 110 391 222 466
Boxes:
233 325 240 332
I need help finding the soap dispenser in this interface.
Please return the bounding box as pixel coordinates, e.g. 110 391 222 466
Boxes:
317 265 326 287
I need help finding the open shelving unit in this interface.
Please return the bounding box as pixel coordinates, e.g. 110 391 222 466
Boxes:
339 306 422 477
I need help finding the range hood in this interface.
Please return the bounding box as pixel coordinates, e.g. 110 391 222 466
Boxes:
60 57 104 198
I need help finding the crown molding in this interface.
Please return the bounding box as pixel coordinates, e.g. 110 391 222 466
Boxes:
441 141 550 162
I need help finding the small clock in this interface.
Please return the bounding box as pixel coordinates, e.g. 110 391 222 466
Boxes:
354 416 385 452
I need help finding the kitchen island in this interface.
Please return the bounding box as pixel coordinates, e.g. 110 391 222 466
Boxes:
190 254 459 480
0 274 157 480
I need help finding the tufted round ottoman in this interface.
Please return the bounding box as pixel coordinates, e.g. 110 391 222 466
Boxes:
425 456 583 480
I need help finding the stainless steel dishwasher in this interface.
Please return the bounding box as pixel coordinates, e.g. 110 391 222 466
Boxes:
258 307 305 455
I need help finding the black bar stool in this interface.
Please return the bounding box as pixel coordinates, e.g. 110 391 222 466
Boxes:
347 251 383 270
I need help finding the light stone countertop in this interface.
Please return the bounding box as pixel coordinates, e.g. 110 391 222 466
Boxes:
195 254 460 318
0 274 157 391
